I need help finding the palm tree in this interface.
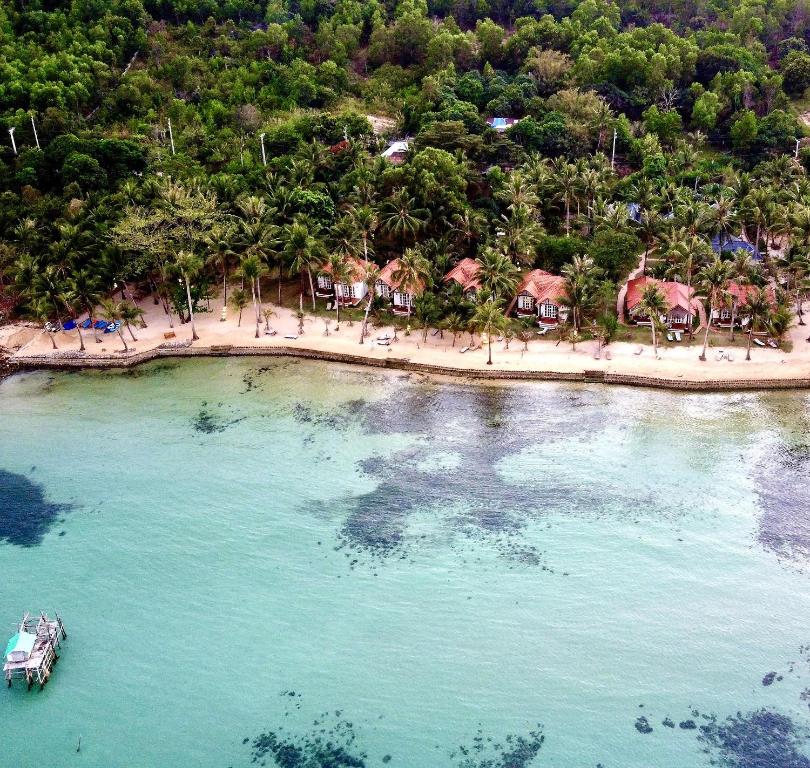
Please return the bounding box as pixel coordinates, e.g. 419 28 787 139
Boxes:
442 312 465 347
174 251 203 341
262 307 275 333
638 284 667 354
392 247 432 325
471 299 507 365
205 225 236 307
27 297 58 350
238 255 265 339
284 218 324 311
99 299 130 352
346 204 378 266
359 263 380 345
696 257 733 361
326 252 352 327
729 252 754 340
65 269 102 342
635 210 663 275
380 188 428 246
561 255 599 332
229 289 249 326
119 301 145 342
553 159 578 236
741 288 770 361
59 290 87 352
476 247 520 302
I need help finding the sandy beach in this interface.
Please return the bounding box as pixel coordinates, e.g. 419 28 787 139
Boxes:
4 292 810 389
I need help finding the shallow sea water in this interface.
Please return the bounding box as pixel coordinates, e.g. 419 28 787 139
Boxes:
1 357 810 767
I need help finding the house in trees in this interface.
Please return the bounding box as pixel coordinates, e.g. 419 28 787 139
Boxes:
507 270 568 326
381 140 409 165
317 257 368 306
710 282 775 327
443 258 481 299
375 259 424 315
711 235 762 261
625 276 699 330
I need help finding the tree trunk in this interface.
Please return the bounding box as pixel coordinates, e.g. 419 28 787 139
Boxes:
650 321 657 355
76 325 85 352
252 280 260 339
223 267 228 307
730 300 737 341
238 307 243 327
126 321 138 341
48 331 58 350
746 328 752 361
797 289 805 325
565 198 570 236
307 269 316 311
117 329 129 352
487 334 492 365
699 302 712 361
360 292 374 344
184 275 198 341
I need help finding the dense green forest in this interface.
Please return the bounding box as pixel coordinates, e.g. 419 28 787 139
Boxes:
1 0 810 347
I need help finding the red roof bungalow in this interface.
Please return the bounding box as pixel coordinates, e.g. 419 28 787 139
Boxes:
375 258 424 315
711 281 776 327
443 258 481 298
329 139 350 154
625 276 698 330
317 256 369 306
507 270 568 325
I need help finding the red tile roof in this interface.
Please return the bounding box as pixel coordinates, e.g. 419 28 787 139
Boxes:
320 256 367 283
443 258 481 292
724 281 776 307
377 258 424 293
515 269 567 305
626 276 697 313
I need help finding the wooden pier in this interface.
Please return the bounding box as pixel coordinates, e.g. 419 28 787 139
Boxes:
4 612 67 690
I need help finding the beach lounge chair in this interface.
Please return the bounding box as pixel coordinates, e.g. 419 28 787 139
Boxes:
94 320 108 330
605 350 612 360
633 346 643 356
62 319 77 331
80 318 93 330
767 339 778 349
715 351 725 361
377 334 391 341
459 346 469 354
104 321 121 334
536 327 548 336
284 334 298 340
753 338 766 347
265 329 277 336
674 331 682 342
377 339 390 346
667 332 674 342
727 351 734 361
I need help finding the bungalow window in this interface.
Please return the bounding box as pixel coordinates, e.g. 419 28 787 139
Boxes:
337 283 358 299
540 301 558 319
517 294 534 310
376 281 390 298
317 275 333 290
395 291 413 308
720 309 731 320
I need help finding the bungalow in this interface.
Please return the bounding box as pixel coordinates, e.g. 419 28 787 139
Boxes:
487 117 520 133
381 140 409 165
317 256 368 306
507 269 568 326
625 276 698 330
375 258 424 314
443 258 481 299
711 281 775 327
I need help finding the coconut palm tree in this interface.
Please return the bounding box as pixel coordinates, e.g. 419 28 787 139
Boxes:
27 297 58 350
442 312 465 347
561 255 599 332
119 301 145 341
284 217 324 310
326 252 352 327
205 225 236 307
741 288 771 361
635 209 664 275
99 299 130 352
729 252 754 340
174 251 203 341
476 247 520 303
471 299 507 365
65 269 102 342
229 289 248 326
238 255 265 339
392 247 432 325
380 188 429 247
359 262 380 345
696 257 733 361
262 307 275 333
553 159 578 236
638 284 667 354
346 204 378 266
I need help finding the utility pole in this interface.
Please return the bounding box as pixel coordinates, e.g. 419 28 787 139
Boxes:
30 115 40 150
167 118 175 155
259 132 267 166
610 128 617 170
8 127 17 155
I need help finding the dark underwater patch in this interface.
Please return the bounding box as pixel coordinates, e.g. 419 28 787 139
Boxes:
755 443 810 565
450 724 544 768
192 402 245 434
0 469 71 546
698 709 810 768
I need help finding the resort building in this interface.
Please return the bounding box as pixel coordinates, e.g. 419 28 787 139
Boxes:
375 259 423 315
711 281 775 327
381 140 409 165
507 269 568 326
317 256 368 306
487 117 520 132
711 234 762 261
443 258 481 299
625 276 699 330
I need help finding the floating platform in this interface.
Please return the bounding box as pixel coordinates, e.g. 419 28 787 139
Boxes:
4 612 67 690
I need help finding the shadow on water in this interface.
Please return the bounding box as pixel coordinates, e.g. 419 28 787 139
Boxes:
0 469 72 547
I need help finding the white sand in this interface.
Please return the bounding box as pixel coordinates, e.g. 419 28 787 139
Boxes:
7 293 810 385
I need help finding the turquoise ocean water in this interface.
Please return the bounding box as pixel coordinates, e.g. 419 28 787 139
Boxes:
1 357 810 767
